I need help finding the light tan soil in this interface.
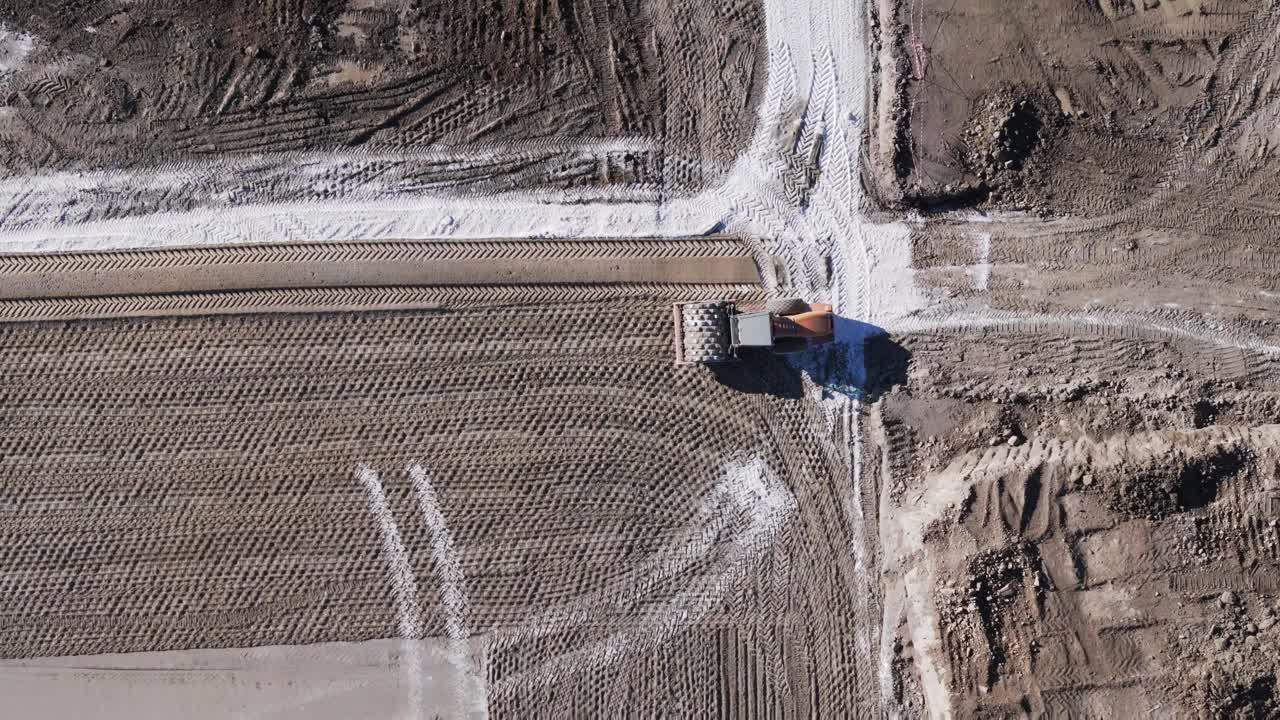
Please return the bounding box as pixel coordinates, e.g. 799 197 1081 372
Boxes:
865 5 1280 716
0 238 762 301
877 325 1280 718
0 639 488 720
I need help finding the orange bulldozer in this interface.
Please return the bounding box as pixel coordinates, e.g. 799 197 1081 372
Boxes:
673 297 834 364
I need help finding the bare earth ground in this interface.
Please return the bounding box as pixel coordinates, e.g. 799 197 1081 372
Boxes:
0 281 878 718
0 1 901 716
0 0 763 194
2 0 1280 717
869 0 1273 218
869 0 1280 717
877 330 1280 718
1 640 490 720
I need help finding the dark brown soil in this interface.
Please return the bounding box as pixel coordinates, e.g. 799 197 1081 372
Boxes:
0 0 765 192
872 0 1273 217
1107 446 1249 520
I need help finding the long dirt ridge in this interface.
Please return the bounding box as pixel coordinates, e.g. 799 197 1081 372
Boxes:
0 237 762 308
0 285 766 323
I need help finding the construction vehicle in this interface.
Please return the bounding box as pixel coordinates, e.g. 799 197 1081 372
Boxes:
673 298 835 364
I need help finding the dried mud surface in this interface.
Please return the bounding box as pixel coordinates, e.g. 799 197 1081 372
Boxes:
0 0 764 193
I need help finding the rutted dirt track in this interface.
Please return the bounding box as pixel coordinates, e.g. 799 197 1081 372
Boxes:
0 0 900 718
0 0 764 194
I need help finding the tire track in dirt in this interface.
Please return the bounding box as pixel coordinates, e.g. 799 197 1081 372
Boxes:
406 461 479 712
0 2 898 718
0 0 763 196
887 422 1280 715
0 295 863 718
488 454 795 701
891 307 1280 360
355 463 426 720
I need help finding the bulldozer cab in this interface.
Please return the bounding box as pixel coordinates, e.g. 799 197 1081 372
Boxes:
730 311 774 348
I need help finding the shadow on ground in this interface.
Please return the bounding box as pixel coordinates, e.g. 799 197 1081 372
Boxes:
788 316 910 400
710 316 910 401
710 350 805 399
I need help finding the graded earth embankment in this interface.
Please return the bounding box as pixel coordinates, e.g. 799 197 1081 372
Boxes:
0 238 762 301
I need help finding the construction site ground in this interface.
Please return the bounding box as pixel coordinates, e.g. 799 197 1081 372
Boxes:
0 0 763 195
867 0 1280 717
1 0 1280 718
0 246 877 718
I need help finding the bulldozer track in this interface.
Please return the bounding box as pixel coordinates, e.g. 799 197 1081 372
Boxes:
0 295 859 720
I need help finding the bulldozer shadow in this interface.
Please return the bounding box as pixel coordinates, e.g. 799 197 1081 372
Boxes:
710 316 909 401
709 348 806 399
820 316 910 401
